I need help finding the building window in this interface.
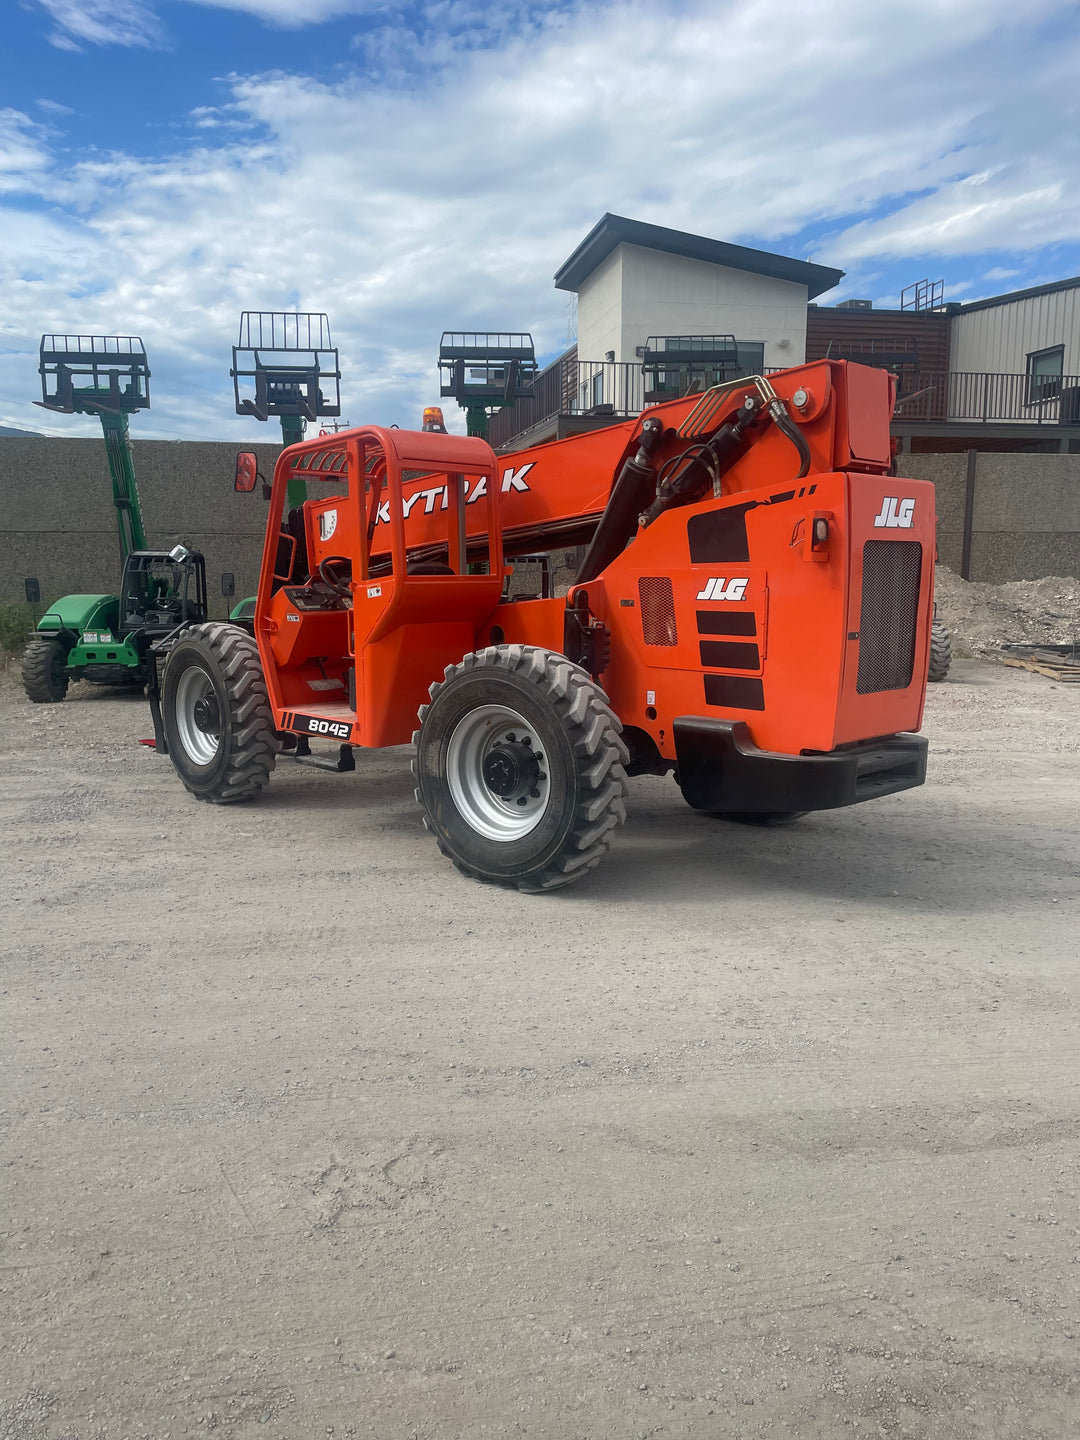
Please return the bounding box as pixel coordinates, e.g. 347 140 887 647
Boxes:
735 342 765 377
1026 345 1064 404
591 369 604 408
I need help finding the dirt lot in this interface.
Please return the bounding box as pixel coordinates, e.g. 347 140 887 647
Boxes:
2 660 1078 1440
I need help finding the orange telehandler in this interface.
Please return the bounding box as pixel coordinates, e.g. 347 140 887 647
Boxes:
149 359 934 891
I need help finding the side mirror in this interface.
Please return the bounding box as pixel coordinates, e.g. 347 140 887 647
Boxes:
235 451 258 493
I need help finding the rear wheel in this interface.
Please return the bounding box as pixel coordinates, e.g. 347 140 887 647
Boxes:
928 617 952 682
162 623 279 802
413 645 628 892
22 636 70 703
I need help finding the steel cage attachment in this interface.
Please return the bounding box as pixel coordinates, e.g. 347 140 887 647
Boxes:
38 334 151 415
231 311 342 422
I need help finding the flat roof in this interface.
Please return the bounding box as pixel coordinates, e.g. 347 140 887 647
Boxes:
555 213 844 300
956 275 1080 313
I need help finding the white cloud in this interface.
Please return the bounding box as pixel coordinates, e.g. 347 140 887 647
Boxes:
31 0 548 44
5 0 1080 437
830 170 1078 260
33 0 164 48
186 104 253 131
185 0 386 23
0 110 53 192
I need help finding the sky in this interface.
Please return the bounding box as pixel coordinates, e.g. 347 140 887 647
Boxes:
2 0 1080 440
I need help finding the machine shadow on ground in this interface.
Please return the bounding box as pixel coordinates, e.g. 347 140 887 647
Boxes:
229 747 1059 919
553 791 1065 917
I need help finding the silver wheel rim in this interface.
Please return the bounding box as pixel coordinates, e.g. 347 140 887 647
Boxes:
173 664 222 766
446 703 552 841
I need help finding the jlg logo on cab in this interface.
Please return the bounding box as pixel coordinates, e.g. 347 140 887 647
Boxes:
874 497 915 529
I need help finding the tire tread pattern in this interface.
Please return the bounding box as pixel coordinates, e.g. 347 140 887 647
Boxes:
928 618 952 683
411 644 629 893
22 637 69 704
168 622 278 803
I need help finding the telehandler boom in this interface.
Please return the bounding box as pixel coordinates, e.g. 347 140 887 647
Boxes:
151 359 934 891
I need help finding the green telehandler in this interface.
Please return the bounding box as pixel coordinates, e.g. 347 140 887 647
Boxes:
227 310 342 622
22 334 207 703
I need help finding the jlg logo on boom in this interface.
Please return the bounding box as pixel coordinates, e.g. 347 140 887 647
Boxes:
874 497 915 529
696 577 749 602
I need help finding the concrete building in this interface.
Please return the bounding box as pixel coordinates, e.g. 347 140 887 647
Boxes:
492 214 842 450
557 213 843 372
493 215 1080 456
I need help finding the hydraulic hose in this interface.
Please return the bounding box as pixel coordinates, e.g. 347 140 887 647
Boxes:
639 394 766 528
637 382 812 529
767 397 812 479
576 416 665 585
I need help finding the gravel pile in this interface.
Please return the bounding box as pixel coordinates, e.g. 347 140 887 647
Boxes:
935 565 1080 656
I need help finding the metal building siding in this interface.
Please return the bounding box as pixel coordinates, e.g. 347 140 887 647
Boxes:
805 308 950 371
950 289 1080 373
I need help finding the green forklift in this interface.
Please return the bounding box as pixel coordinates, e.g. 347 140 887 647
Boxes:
22 334 207 703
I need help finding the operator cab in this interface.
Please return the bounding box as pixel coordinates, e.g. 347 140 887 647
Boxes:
119 547 207 634
247 425 504 750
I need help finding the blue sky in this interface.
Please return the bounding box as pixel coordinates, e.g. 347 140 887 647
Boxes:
3 0 1080 439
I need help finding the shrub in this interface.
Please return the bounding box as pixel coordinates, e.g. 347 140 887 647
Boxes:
0 603 35 658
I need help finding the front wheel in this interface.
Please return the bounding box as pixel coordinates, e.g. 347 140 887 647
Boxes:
22 636 70 703
162 623 279 802
413 645 629 892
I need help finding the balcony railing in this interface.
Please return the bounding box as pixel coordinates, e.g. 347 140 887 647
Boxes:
488 362 1080 449
893 370 1080 424
488 356 771 448
487 360 641 447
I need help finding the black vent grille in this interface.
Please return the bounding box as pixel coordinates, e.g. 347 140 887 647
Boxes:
639 576 677 646
857 541 922 694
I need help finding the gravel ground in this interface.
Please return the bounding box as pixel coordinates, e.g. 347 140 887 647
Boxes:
1 660 1078 1440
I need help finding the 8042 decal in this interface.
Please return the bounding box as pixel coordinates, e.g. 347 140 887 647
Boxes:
289 713 352 740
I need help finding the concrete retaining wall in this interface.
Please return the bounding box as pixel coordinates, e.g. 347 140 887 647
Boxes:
3 438 1079 610
897 451 1080 581
1 437 282 615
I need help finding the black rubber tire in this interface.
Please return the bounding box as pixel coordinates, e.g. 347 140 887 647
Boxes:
413 645 629 892
928 617 952 682
22 636 70 703
162 622 279 803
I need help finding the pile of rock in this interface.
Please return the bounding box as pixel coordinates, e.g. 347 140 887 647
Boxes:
934 566 1080 656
